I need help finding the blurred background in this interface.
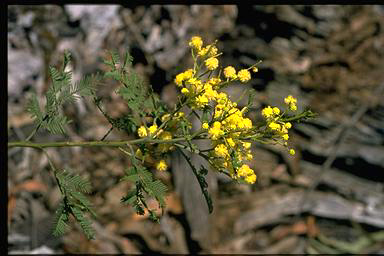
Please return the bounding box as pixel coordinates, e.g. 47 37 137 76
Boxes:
7 5 384 254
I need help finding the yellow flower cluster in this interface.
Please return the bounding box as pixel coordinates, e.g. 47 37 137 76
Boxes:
173 36 260 112
237 69 251 83
174 69 195 87
205 57 219 70
224 66 237 80
131 36 307 192
171 36 262 183
137 123 162 138
237 164 257 184
156 159 168 171
189 36 203 50
261 96 298 154
284 95 297 111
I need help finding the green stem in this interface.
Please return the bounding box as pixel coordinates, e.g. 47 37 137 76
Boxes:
8 130 206 149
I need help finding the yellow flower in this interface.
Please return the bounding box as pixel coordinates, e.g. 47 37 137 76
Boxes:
207 45 218 57
183 69 194 80
226 138 236 147
262 106 274 118
138 126 147 137
237 69 251 83
269 122 281 131
195 95 209 108
148 124 158 135
245 174 257 184
208 121 223 140
207 77 221 87
290 104 297 111
282 134 289 140
284 122 292 129
223 66 237 80
243 118 252 129
181 88 189 94
243 142 251 149
284 95 297 105
273 107 280 115
174 73 185 87
176 112 185 118
237 164 254 178
156 160 168 171
252 67 258 73
198 47 208 56
205 57 219 70
289 149 295 155
246 153 253 160
189 36 203 50
215 144 229 158
202 122 209 129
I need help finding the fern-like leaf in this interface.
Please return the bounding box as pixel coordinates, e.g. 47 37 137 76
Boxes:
144 179 167 209
52 202 70 237
26 93 43 122
71 206 95 240
42 114 69 134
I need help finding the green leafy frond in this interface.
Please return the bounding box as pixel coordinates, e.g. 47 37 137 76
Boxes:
26 51 102 137
57 169 92 193
72 75 96 97
121 189 137 205
102 50 154 117
123 50 134 69
71 206 95 240
144 179 167 209
70 190 93 210
26 93 43 122
110 49 120 66
62 50 72 72
42 114 70 134
52 202 70 237
138 167 153 183
121 164 168 216
54 169 96 239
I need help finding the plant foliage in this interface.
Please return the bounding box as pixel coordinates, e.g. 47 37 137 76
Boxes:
53 169 96 239
27 50 101 135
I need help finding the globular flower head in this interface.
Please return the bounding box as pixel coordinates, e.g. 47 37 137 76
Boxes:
202 122 209 129
148 124 158 135
237 164 254 178
290 104 297 111
273 107 280 115
205 57 219 70
284 122 292 129
262 106 274 118
138 126 147 137
189 36 203 50
208 121 223 140
224 66 237 80
284 95 297 105
289 149 295 155
245 173 257 184
156 159 168 171
195 95 209 108
269 122 281 131
237 69 251 83
215 144 229 158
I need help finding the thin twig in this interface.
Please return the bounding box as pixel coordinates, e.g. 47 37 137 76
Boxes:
100 126 113 141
